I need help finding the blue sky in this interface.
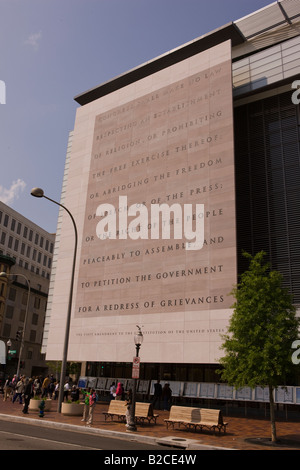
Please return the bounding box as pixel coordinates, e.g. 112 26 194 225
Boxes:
0 0 273 233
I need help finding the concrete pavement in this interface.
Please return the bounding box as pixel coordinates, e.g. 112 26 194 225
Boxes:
0 399 300 450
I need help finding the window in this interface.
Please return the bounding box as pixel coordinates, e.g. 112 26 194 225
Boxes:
0 232 6 245
8 287 16 301
27 348 33 360
5 305 14 319
34 297 41 309
21 291 28 305
2 323 11 337
19 309 25 322
32 313 38 325
11 219 16 231
8 236 13 249
30 330 36 342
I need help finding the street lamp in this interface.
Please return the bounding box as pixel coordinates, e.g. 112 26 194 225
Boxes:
0 272 30 377
31 187 78 413
6 339 12 368
134 326 143 356
127 325 143 432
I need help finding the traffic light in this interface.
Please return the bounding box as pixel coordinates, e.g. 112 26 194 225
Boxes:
16 330 22 341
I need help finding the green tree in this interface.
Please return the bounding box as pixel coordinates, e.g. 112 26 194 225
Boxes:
46 361 81 380
218 251 300 442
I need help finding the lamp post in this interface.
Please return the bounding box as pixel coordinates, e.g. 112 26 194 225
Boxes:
127 325 143 432
0 272 30 377
31 187 78 413
6 339 11 369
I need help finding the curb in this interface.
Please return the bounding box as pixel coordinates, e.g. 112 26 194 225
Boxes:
0 413 155 444
0 413 234 450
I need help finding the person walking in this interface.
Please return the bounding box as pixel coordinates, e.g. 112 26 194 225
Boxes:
63 381 71 401
49 375 55 399
41 376 50 398
3 377 12 401
22 378 33 414
12 377 25 404
71 385 79 402
162 383 172 411
109 381 116 401
81 388 91 423
54 381 59 400
152 379 162 410
33 376 41 397
115 382 123 400
86 389 97 427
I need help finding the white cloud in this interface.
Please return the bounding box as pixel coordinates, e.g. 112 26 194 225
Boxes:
24 31 42 50
0 179 27 205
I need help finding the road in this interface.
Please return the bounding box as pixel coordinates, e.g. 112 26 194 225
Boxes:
0 419 164 451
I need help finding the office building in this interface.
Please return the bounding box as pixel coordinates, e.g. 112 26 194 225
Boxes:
44 0 300 393
0 201 55 377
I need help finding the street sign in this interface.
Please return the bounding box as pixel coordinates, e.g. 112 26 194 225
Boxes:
132 356 140 379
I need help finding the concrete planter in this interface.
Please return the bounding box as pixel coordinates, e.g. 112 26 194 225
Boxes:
61 402 84 416
29 398 52 411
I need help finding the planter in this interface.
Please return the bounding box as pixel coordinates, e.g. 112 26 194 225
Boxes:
29 398 52 411
61 402 84 416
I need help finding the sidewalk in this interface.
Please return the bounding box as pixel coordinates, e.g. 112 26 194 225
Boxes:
0 399 300 450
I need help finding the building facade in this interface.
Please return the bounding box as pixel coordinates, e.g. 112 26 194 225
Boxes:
0 201 55 378
44 1 300 386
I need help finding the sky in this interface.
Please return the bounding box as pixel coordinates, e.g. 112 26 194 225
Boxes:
0 0 274 233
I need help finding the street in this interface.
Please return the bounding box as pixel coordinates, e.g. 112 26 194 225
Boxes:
0 419 164 451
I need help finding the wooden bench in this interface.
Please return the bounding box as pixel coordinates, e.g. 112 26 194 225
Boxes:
103 400 159 424
135 403 159 424
164 406 228 434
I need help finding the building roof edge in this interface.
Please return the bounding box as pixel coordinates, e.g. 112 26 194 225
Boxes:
74 22 243 106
